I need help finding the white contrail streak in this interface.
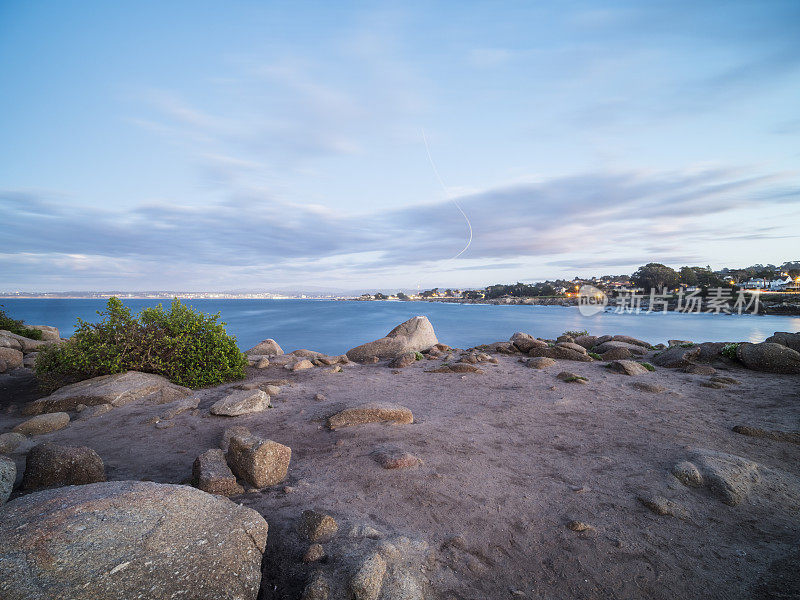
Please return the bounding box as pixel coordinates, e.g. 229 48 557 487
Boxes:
421 128 473 260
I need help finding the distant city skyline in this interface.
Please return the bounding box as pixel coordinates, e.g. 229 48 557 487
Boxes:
2 1 799 291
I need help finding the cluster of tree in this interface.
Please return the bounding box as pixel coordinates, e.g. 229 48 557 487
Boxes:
483 281 565 299
631 263 729 292
719 262 800 281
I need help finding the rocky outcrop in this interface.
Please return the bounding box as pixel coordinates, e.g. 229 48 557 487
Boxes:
0 481 268 600
346 316 438 363
327 403 414 429
765 331 800 353
737 342 800 374
672 449 760 505
245 338 284 356
192 448 244 496
0 330 48 352
210 389 271 416
371 446 421 469
28 325 60 341
13 412 70 435
24 371 192 415
0 347 23 371
22 443 106 490
226 432 291 488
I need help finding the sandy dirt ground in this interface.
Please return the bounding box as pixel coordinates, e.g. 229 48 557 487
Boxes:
1 346 799 600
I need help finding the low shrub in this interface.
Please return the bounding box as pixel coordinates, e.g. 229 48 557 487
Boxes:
414 351 424 361
721 343 740 361
679 343 695 348
563 330 588 338
0 307 43 340
588 352 602 360
638 361 656 371
35 297 246 392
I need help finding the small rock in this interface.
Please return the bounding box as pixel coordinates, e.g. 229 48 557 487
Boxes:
255 358 270 368
599 347 633 361
566 520 594 532
525 357 556 369
297 509 339 542
0 455 15 504
637 494 688 518
13 412 70 436
287 359 314 371
732 425 800 445
314 393 327 402
22 443 106 490
371 446 421 469
210 389 270 416
631 381 666 393
327 403 413 430
427 363 483 374
350 552 387 600
672 461 704 487
154 421 175 429
388 352 417 368
192 448 244 496
245 338 284 356
301 572 331 600
556 371 588 384
349 524 384 539
683 364 717 375
303 544 326 562
0 432 26 453
226 433 291 488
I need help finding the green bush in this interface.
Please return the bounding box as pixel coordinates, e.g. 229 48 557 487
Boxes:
588 352 602 360
0 307 43 340
35 297 246 392
721 343 740 361
414 351 424 361
563 330 588 338
638 361 656 371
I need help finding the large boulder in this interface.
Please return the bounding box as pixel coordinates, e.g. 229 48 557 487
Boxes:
509 332 539 352
0 330 48 352
765 331 800 353
13 412 70 436
737 342 800 374
0 347 23 370
572 335 599 350
651 345 701 368
528 346 593 362
28 325 61 341
0 481 268 600
22 443 106 490
209 389 271 416
24 371 192 415
346 316 438 363
245 338 284 356
592 340 648 356
226 433 291 488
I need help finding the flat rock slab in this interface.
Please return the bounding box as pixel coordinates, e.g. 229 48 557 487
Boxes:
226 433 291 488
24 371 192 415
0 481 268 600
192 448 243 496
327 403 414 430
210 389 270 416
22 443 106 490
13 412 70 435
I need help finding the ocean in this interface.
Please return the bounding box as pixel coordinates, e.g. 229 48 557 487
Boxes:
2 299 799 355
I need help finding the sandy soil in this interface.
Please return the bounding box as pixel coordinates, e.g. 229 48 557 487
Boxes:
1 347 799 599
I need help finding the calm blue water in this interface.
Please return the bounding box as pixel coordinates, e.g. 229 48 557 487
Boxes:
2 299 798 355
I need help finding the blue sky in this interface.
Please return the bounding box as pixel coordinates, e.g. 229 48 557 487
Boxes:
1 1 799 291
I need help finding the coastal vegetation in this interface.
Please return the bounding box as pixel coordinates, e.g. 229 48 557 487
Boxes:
35 297 246 392
0 307 43 340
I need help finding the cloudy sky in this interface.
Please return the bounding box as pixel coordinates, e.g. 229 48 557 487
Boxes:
1 1 798 292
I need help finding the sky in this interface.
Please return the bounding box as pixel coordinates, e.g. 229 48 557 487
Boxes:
1 0 799 292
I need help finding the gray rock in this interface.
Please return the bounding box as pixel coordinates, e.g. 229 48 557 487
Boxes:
192 448 243 496
346 316 438 363
0 481 268 600
327 403 413 430
24 371 192 415
220 425 252 452
525 356 556 369
0 330 48 352
388 352 417 368
226 433 291 488
673 449 760 505
528 346 593 362
0 432 26 453
630 381 666 393
210 389 270 416
572 335 599 350
245 338 284 356
599 347 634 361
302 572 331 600
350 552 387 600
0 456 15 504
737 342 800 374
593 340 648 356
13 412 70 435
509 332 538 352
637 494 688 518
610 335 651 348
22 443 106 490
556 342 588 355
371 446 421 469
